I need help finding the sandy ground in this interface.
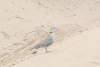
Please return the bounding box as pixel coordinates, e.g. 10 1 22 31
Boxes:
13 25 100 67
0 0 100 67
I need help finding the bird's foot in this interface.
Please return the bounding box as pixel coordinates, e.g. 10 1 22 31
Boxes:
45 51 51 53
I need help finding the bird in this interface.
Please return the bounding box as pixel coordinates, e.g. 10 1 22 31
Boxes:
30 26 57 53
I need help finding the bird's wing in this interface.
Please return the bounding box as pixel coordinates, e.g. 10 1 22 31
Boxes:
31 33 54 49
41 34 54 47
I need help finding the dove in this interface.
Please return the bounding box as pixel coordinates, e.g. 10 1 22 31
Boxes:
30 26 57 53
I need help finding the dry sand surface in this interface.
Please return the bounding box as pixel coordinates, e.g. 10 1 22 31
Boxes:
13 25 100 67
0 0 100 67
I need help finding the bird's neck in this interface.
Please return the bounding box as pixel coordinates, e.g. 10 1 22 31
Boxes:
49 31 55 41
49 32 53 33
49 29 55 37
49 32 55 37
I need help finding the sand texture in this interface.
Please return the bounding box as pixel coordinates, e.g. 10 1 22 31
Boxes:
0 0 100 67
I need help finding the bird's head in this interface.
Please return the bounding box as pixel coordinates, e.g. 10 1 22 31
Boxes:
50 26 57 33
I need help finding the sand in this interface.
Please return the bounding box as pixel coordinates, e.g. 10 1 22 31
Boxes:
0 0 100 67
13 25 100 67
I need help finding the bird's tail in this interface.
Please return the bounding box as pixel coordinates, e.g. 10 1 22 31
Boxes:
29 43 41 50
29 47 35 50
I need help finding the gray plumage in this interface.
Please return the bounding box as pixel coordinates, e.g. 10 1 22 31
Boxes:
30 26 57 53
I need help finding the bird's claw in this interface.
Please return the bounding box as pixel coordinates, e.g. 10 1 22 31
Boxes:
45 51 51 53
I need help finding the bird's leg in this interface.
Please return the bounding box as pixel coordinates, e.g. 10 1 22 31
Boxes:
45 47 47 53
45 47 51 53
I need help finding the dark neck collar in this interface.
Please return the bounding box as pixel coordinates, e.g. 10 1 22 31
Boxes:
49 32 53 33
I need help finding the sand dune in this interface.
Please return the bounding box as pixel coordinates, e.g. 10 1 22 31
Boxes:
0 0 100 67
